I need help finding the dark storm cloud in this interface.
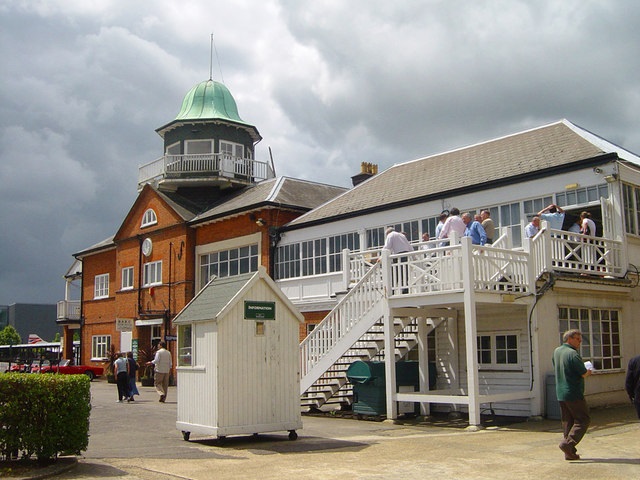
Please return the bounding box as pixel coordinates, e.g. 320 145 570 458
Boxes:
1 0 640 304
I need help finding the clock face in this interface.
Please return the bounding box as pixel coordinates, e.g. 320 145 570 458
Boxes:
142 238 153 256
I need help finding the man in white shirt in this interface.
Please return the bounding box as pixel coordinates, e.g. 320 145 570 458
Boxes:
147 341 172 403
381 227 413 294
438 207 466 243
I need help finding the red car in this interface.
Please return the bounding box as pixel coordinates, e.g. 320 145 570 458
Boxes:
39 359 104 381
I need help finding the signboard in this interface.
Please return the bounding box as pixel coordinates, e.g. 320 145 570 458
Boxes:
131 339 138 359
244 301 276 320
165 335 177 342
116 318 134 332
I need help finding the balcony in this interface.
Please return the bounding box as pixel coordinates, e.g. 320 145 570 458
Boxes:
57 300 81 324
138 153 276 191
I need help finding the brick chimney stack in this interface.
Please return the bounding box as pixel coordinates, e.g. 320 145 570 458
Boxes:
351 162 378 187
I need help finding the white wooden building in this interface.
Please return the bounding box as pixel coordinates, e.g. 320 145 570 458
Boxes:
272 119 640 426
173 267 303 441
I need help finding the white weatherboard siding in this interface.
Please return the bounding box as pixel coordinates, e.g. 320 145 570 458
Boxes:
431 305 533 417
217 280 300 431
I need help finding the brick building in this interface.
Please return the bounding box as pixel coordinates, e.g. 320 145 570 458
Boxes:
58 78 345 373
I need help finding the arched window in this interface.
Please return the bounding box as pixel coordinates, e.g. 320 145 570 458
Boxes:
141 209 157 228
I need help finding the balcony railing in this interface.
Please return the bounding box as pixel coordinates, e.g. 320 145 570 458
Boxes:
138 153 276 189
57 300 80 321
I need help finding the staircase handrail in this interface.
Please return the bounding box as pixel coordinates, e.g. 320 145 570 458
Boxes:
300 261 385 380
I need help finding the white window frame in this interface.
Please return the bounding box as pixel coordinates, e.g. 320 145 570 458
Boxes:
141 209 157 228
121 266 134 290
143 260 162 286
165 141 180 155
558 306 622 371
151 326 162 348
91 335 110 361
477 331 521 370
220 140 244 158
186 139 213 154
199 244 259 289
94 273 109 299
177 324 192 367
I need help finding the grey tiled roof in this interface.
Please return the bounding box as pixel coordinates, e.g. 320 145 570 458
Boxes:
173 272 256 324
191 176 347 224
287 120 630 227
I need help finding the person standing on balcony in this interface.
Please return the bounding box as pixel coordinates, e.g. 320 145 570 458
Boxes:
538 203 565 230
438 207 466 243
480 210 495 244
147 341 172 403
625 354 640 419
579 211 596 237
579 211 598 269
381 227 413 294
382 227 413 255
462 213 487 246
553 329 592 461
525 216 540 238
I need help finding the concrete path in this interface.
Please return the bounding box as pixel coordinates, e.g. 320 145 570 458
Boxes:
10 379 640 479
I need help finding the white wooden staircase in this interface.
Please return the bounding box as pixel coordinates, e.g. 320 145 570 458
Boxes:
299 261 422 409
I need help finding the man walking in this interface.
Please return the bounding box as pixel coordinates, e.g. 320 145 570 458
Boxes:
553 329 592 460
147 341 172 403
113 352 129 403
625 354 640 418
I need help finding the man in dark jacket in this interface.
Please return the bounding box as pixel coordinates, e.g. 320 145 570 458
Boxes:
553 329 592 460
625 354 640 419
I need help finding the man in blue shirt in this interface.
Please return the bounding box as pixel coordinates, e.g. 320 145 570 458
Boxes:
462 213 487 246
538 203 565 230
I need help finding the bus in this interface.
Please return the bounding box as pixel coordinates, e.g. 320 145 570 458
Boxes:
0 341 80 373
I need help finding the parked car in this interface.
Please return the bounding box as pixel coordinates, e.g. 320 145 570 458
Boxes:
39 359 104 381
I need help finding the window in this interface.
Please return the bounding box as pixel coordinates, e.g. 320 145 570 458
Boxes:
141 209 157 228
91 335 110 360
622 183 640 236
275 244 301 280
151 326 162 348
328 233 360 272
558 307 621 370
177 324 192 366
477 332 519 369
121 267 134 290
220 140 244 158
94 274 109 299
185 139 213 154
166 142 180 155
499 202 523 248
199 244 259 288
302 239 327 276
556 184 608 209
366 227 386 249
143 261 162 286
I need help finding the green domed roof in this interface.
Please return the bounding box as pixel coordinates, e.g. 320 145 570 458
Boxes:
175 79 247 124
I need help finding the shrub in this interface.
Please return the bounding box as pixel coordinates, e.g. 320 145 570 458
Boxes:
0 373 91 461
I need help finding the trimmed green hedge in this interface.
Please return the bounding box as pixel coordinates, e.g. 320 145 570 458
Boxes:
0 373 91 461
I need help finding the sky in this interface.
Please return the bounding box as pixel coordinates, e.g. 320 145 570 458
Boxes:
1 0 640 306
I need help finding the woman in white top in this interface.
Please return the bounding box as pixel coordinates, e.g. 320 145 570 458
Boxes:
580 211 597 269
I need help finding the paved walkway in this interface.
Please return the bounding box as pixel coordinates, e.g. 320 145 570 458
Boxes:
8 379 640 479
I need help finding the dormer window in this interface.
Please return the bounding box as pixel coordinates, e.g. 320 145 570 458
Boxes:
141 209 157 228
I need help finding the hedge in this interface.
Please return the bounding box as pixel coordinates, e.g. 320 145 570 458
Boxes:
0 373 91 461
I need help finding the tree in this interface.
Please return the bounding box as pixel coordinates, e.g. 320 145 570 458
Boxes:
0 325 21 345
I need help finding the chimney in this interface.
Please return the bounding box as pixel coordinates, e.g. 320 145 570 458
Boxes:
351 162 378 187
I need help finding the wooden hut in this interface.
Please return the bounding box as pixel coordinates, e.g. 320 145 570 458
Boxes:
173 266 303 441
